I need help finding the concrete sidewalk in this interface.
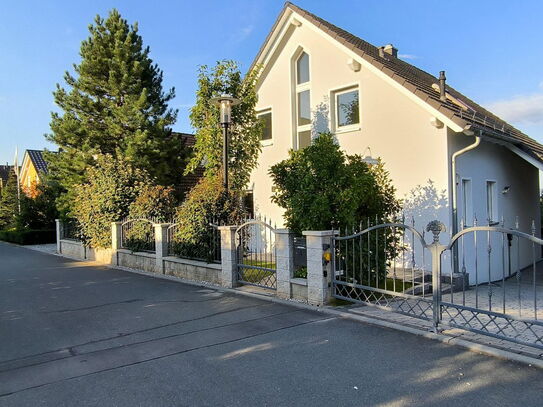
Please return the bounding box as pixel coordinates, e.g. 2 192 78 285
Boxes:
2 241 543 406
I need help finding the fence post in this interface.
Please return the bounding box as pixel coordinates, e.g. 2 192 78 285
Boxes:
275 229 294 299
111 221 122 266
154 223 170 274
303 230 335 306
55 219 62 254
426 221 447 331
219 225 238 288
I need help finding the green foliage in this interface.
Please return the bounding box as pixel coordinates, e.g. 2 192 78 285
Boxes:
72 155 151 248
0 171 19 230
0 228 56 245
187 60 262 191
128 185 176 220
122 185 177 252
269 133 401 235
17 177 61 230
47 9 187 214
171 174 246 262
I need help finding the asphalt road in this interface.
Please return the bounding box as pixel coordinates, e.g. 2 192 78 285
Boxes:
2 242 543 406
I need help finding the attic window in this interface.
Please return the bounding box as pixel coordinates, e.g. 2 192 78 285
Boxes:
296 52 310 85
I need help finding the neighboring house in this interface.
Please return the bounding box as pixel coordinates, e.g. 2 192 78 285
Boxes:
248 2 543 281
0 165 15 194
19 150 49 197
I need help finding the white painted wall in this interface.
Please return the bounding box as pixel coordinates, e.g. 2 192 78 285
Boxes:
250 15 541 284
252 20 450 234
449 130 541 284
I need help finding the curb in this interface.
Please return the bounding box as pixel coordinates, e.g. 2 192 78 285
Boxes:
26 245 543 370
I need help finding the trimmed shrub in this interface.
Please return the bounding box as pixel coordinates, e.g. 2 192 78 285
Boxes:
72 155 152 248
171 175 246 262
269 132 401 234
0 228 56 245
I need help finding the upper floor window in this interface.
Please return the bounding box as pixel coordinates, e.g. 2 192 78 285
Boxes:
296 52 310 84
334 87 360 130
294 50 311 150
257 110 272 141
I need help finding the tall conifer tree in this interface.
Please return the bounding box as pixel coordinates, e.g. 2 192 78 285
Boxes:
47 9 186 212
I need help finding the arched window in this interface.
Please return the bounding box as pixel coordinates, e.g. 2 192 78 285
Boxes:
296 52 310 85
294 51 311 149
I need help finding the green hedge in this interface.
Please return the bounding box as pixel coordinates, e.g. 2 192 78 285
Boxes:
0 229 56 245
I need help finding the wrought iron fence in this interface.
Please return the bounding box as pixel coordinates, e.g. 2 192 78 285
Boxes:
331 215 543 350
167 218 222 263
236 217 277 289
120 218 156 253
439 217 543 348
60 219 82 241
293 236 307 278
332 216 433 320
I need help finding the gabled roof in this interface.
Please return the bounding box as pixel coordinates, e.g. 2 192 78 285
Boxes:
254 2 543 162
25 149 49 173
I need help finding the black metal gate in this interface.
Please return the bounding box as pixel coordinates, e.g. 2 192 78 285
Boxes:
236 219 277 289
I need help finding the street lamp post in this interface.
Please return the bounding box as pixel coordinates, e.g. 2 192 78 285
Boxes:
210 94 241 193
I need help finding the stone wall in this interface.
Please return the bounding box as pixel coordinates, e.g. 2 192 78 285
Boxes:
163 257 221 285
117 249 157 273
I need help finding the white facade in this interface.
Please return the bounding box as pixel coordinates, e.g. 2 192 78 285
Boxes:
248 5 541 282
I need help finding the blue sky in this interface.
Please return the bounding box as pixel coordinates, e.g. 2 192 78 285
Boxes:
1 0 543 165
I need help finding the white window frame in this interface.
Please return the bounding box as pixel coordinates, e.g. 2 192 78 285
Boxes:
256 107 273 147
330 83 361 134
461 178 473 226
486 180 498 224
292 48 311 150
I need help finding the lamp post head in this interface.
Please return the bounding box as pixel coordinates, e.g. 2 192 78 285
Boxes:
210 94 241 125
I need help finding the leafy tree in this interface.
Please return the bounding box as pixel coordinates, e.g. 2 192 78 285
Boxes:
47 9 187 213
17 177 61 230
186 60 262 191
0 171 19 230
72 155 152 248
269 133 400 235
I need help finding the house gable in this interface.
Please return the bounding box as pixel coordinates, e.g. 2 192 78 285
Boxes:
252 2 543 163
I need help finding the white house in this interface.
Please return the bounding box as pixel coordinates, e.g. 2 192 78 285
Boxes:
246 3 543 282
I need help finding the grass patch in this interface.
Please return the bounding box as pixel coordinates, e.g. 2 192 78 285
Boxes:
239 267 275 284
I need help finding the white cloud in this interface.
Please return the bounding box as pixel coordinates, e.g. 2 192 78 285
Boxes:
398 54 418 60
487 93 543 125
230 24 254 45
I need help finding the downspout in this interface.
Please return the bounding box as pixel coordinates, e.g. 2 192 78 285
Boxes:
451 128 482 272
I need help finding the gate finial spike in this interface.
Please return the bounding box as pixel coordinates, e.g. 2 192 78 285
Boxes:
532 220 536 236
515 216 519 230
474 214 478 227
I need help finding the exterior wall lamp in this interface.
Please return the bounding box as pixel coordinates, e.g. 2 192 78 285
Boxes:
210 94 241 193
362 147 379 166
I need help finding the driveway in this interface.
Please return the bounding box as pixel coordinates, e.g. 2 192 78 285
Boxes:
1 242 543 406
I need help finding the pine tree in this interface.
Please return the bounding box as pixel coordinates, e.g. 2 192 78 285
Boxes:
47 9 187 213
0 171 19 230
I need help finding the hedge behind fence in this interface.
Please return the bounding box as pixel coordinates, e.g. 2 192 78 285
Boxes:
0 229 56 245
